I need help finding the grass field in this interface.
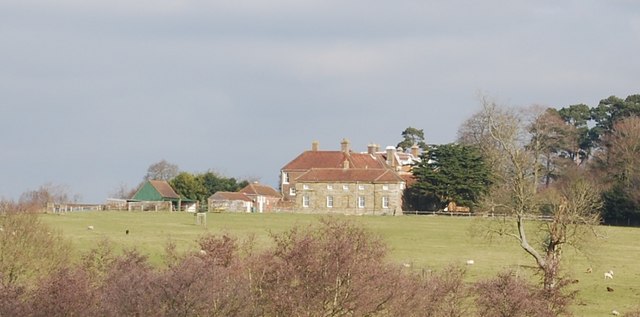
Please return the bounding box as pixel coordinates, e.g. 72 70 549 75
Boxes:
40 211 640 316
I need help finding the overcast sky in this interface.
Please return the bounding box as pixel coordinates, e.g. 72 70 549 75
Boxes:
1 0 639 203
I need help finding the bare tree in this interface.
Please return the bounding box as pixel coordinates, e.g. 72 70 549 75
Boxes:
463 97 602 292
144 160 179 181
16 183 75 212
109 182 139 199
600 116 640 188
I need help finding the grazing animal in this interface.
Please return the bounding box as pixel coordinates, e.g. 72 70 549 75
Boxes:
607 286 614 292
604 270 614 280
586 267 592 273
87 225 94 230
125 229 129 235
402 263 411 268
466 260 475 265
199 250 207 255
612 310 620 316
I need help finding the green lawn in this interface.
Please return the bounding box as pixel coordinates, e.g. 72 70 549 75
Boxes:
40 211 640 316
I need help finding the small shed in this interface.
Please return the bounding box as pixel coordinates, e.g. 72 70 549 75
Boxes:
130 180 196 211
239 182 282 213
208 192 253 213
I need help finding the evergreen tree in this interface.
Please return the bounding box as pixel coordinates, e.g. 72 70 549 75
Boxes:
410 143 491 209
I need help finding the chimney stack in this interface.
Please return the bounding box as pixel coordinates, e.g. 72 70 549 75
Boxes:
411 144 420 157
312 140 319 151
386 146 396 167
343 160 350 169
341 138 350 154
367 143 377 155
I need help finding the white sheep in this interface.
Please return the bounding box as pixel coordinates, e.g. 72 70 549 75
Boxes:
466 260 475 265
87 225 94 230
612 310 620 316
604 270 614 280
199 249 207 255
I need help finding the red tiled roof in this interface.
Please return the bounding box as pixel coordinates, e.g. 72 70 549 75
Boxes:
295 168 404 183
239 183 281 197
149 180 180 199
282 151 385 170
209 192 252 201
400 173 417 187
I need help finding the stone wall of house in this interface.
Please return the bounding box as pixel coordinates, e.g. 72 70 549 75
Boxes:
294 182 404 215
281 171 306 201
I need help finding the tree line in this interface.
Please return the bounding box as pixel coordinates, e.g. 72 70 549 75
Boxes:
401 93 638 293
404 93 640 227
114 159 249 210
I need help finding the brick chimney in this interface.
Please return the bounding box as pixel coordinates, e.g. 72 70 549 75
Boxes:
341 138 350 154
312 140 319 151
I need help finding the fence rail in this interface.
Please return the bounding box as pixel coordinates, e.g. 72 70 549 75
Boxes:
403 210 554 221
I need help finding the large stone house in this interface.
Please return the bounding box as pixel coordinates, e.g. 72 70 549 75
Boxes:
280 139 414 215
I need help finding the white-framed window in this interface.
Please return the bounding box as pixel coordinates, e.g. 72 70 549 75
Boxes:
303 195 310 208
326 196 333 208
327 184 333 190
358 196 365 208
382 185 389 191
289 187 296 196
303 184 310 190
282 172 289 184
358 184 365 190
382 196 389 209
343 185 349 191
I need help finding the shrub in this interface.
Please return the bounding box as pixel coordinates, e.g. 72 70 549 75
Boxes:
29 267 98 317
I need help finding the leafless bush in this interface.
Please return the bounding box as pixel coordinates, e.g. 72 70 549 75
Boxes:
196 233 237 267
390 266 469 317
0 279 30 317
97 250 161 317
473 270 575 317
246 217 408 316
29 267 98 317
158 254 250 316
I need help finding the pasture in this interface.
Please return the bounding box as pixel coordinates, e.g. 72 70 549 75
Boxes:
40 211 640 316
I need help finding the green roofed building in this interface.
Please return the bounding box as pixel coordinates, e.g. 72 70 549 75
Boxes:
130 180 197 211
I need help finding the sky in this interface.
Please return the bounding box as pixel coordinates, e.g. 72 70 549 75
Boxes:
1 0 639 203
